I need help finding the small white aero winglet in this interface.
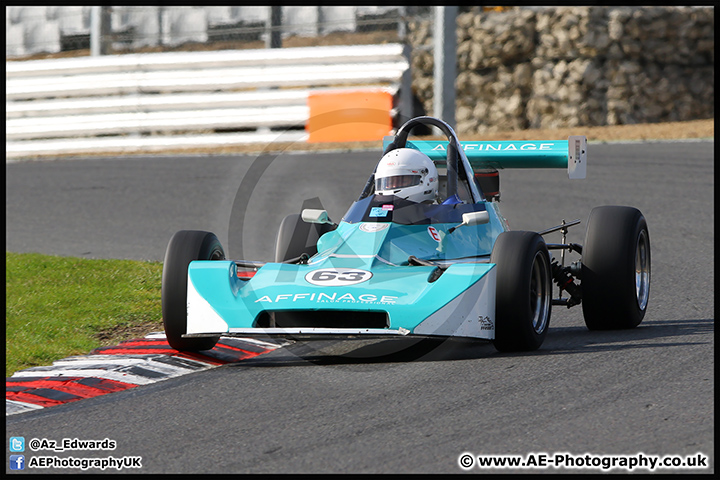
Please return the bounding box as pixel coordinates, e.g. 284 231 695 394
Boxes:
568 135 587 179
186 274 229 335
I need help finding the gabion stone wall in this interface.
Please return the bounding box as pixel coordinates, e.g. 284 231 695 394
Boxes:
408 6 714 134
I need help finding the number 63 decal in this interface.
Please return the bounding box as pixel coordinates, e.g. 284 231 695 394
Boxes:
305 268 373 286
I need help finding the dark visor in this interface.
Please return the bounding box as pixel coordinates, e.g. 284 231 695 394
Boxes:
376 174 421 191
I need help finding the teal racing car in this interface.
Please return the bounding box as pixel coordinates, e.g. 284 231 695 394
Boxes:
161 116 650 353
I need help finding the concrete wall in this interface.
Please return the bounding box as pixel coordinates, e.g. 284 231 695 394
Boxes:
408 6 714 133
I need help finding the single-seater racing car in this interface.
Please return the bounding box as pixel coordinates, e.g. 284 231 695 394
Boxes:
161 116 650 353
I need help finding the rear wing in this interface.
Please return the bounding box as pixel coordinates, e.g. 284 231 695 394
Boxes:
382 136 587 179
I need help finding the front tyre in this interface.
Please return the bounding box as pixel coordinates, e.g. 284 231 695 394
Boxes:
491 231 552 352
581 206 650 330
162 230 225 351
274 213 335 263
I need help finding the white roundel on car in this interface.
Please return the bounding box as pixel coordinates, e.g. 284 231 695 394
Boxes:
305 268 373 286
359 223 390 233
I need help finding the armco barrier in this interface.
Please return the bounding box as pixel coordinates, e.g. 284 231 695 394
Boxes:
5 44 411 159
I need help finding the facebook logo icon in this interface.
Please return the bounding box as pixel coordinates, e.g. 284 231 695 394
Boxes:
10 455 25 470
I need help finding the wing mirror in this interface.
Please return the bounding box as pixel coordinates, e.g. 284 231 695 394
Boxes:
301 209 336 226
448 211 489 233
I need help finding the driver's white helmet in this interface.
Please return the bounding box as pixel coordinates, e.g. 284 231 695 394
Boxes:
375 148 439 203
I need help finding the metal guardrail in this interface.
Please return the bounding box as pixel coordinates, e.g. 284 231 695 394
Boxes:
6 43 411 159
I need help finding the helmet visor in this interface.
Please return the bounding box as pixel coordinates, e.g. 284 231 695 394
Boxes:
376 174 421 191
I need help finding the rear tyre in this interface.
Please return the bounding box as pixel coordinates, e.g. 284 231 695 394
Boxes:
274 213 335 263
491 231 552 352
581 206 650 330
162 230 224 351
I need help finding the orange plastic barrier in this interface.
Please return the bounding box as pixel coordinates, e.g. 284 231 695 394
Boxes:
306 89 394 143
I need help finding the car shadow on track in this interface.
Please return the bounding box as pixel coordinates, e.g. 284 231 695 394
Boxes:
232 336 498 367
535 318 714 357
229 318 713 367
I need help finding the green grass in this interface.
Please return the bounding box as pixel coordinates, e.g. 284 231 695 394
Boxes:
5 252 164 377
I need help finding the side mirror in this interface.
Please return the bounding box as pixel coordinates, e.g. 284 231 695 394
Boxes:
461 211 489 226
448 211 489 233
301 209 335 225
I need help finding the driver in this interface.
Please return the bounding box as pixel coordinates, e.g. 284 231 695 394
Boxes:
374 148 439 204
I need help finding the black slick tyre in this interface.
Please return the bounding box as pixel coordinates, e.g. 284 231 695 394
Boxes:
274 213 335 263
491 231 552 352
581 206 650 330
162 230 225 351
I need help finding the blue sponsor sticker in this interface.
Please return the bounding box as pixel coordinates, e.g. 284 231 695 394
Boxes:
369 207 389 218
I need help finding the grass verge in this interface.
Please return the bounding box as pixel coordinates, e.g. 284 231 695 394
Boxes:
5 252 163 377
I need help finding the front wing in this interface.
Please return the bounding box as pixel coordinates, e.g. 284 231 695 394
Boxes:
183 260 496 340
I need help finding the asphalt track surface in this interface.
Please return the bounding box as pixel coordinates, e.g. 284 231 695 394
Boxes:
6 140 714 473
